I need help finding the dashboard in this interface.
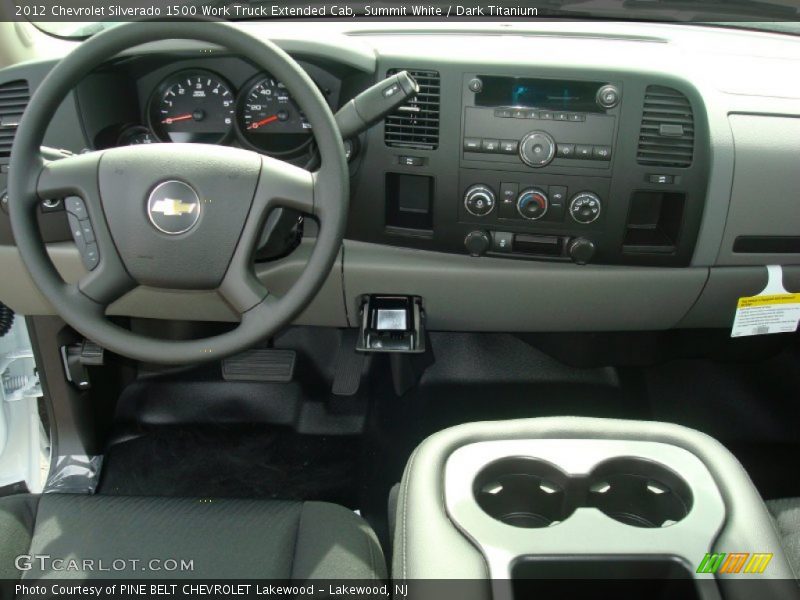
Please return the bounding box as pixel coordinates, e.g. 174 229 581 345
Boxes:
1 21 799 333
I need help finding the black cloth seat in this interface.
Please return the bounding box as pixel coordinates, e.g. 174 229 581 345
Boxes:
0 494 386 580
768 498 800 577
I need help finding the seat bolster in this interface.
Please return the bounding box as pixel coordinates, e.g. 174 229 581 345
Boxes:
0 494 39 579
292 502 386 581
768 498 800 578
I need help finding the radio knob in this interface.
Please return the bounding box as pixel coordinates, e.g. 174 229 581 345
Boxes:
569 192 602 224
464 184 496 217
464 230 491 257
517 187 549 220
518 131 556 168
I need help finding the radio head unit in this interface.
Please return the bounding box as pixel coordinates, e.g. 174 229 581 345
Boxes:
474 76 615 113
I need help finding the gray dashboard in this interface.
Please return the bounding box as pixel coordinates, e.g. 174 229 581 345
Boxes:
1 22 799 332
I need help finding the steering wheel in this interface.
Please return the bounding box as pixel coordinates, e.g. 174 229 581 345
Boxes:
8 22 348 365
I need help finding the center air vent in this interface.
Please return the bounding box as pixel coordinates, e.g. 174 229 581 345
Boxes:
0 80 30 160
384 69 440 150
636 85 694 168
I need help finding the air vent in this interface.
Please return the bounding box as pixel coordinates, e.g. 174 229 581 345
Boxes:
0 80 30 160
636 86 694 168
384 69 440 150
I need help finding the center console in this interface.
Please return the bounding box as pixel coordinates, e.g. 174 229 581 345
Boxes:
349 66 711 267
394 417 798 599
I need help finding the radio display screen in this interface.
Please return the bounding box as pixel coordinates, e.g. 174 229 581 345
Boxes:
475 76 604 112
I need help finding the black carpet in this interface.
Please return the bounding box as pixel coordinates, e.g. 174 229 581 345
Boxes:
99 424 361 507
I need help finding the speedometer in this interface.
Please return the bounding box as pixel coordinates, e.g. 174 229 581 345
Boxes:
149 70 235 144
237 75 312 155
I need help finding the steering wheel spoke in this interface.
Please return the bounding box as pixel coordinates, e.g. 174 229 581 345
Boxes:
36 151 103 201
255 155 316 216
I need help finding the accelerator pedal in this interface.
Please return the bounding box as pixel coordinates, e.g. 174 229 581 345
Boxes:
222 349 296 383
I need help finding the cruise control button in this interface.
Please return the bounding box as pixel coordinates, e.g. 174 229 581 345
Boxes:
464 138 481 152
556 144 576 158
481 138 500 153
67 213 87 251
499 140 518 154
65 196 88 220
83 242 100 270
79 219 95 243
576 145 593 159
592 145 612 160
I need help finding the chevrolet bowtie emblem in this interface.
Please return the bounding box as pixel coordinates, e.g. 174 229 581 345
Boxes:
147 181 201 235
151 198 197 216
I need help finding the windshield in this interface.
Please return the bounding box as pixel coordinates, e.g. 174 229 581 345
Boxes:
27 0 800 38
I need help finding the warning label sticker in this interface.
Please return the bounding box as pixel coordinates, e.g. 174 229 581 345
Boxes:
731 266 800 338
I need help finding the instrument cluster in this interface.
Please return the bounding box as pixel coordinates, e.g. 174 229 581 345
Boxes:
128 68 319 156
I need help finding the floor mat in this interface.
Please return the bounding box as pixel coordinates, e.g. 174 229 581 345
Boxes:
99 424 361 507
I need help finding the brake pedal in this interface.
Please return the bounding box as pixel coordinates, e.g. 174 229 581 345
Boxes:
222 349 296 383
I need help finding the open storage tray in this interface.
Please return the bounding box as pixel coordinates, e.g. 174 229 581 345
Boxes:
445 439 725 593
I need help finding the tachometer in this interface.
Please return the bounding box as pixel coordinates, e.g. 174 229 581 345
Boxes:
149 70 235 144
237 75 312 154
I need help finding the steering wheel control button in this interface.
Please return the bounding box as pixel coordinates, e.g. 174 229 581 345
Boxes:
65 196 88 220
67 214 88 250
569 192 602 224
464 184 496 217
83 243 100 270
519 131 556 168
147 180 201 235
517 188 549 220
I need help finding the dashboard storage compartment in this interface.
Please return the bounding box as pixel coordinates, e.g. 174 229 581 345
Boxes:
588 457 693 528
474 458 575 528
623 191 685 253
356 295 426 353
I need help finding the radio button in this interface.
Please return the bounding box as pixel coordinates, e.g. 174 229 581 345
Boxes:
592 145 612 160
481 138 500 153
575 144 593 159
492 231 514 253
499 139 518 154
569 113 586 122
519 131 556 168
495 109 512 118
556 143 576 159
512 109 528 119
464 138 481 152
539 110 554 120
555 112 570 121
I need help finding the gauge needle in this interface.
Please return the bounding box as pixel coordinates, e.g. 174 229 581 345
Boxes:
162 113 194 125
248 115 279 130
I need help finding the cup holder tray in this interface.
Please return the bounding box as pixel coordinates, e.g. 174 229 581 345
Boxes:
444 439 725 580
475 456 693 529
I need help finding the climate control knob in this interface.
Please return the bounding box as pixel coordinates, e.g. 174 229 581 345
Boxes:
569 192 602 224
517 187 549 220
464 184 496 217
519 131 556 168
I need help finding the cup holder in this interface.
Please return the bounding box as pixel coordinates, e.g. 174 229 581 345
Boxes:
588 457 693 528
474 457 575 528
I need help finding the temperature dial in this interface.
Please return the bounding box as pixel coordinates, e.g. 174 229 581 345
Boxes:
517 187 549 220
569 192 602 224
464 184 496 217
